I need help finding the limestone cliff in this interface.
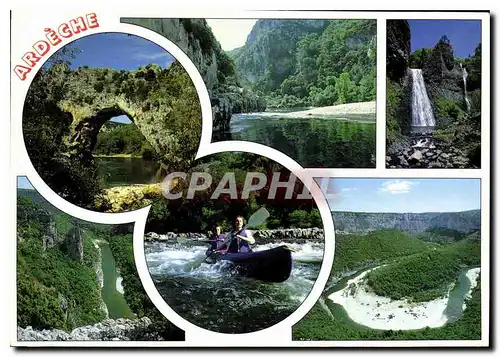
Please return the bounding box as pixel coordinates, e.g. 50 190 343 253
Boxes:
332 210 480 235
121 17 266 130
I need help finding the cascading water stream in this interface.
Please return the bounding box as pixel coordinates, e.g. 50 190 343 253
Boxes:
410 69 436 127
460 63 471 113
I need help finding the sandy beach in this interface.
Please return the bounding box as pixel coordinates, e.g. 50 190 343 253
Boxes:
328 266 481 331
116 276 124 294
283 101 376 118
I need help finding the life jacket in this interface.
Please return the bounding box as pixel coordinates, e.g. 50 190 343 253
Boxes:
210 233 225 250
227 228 251 253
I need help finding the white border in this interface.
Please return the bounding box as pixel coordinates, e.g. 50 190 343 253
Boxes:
9 9 490 348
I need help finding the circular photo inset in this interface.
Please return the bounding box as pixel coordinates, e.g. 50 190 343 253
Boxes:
22 32 202 212
143 152 325 333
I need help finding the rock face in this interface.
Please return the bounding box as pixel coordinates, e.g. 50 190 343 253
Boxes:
252 228 324 242
121 18 266 130
17 317 153 341
230 19 328 89
387 20 411 82
42 220 58 250
144 228 323 243
66 226 84 261
332 210 480 235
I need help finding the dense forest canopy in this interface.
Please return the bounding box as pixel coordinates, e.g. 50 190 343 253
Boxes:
230 19 377 108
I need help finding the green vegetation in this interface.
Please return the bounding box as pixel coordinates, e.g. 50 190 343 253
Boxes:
17 196 104 331
146 152 322 233
94 122 156 159
409 48 431 69
17 188 184 340
387 24 482 167
108 233 184 340
293 229 482 340
293 277 481 340
232 20 376 108
365 240 480 302
386 80 410 143
23 47 201 209
331 230 430 277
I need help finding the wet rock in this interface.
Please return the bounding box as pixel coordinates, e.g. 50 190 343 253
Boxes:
428 161 444 168
398 155 408 166
409 150 423 163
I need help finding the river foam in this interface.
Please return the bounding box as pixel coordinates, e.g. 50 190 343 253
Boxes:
328 266 481 331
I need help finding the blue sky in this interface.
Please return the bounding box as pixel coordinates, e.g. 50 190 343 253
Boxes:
58 33 174 124
17 177 34 190
409 20 481 58
320 178 480 213
60 33 175 70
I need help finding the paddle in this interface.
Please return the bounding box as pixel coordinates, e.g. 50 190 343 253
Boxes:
175 207 270 245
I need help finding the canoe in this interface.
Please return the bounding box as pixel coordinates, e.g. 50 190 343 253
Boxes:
207 245 293 283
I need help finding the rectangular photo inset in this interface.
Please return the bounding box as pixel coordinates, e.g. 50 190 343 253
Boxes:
386 20 482 169
16 176 184 342
123 18 377 168
293 178 484 343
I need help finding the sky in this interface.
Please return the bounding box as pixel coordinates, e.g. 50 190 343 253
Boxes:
409 20 481 58
17 176 34 190
206 19 257 51
60 33 175 70
320 178 480 213
58 33 175 124
18 176 480 213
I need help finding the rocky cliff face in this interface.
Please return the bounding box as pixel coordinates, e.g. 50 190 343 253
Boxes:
386 20 411 82
121 18 266 130
231 19 329 89
332 210 480 235
18 317 155 341
66 226 84 261
423 36 465 127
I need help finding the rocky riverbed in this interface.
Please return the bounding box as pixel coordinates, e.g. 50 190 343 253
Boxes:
17 317 158 341
386 132 471 169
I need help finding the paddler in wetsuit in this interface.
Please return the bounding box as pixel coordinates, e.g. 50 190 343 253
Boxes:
226 215 255 253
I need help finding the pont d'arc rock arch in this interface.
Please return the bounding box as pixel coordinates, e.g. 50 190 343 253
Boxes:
40 62 202 170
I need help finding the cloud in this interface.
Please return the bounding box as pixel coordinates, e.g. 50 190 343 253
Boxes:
134 51 173 61
379 180 418 195
341 187 356 192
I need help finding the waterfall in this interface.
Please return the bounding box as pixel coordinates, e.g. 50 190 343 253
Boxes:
410 69 436 127
460 63 471 113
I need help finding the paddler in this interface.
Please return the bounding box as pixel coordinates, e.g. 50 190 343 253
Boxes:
208 224 226 253
226 215 255 253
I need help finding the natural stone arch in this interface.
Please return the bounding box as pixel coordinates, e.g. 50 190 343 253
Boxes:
55 62 202 170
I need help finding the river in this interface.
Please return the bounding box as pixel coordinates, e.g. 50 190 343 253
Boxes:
145 240 323 333
213 112 376 168
97 241 135 319
95 157 163 187
325 266 480 331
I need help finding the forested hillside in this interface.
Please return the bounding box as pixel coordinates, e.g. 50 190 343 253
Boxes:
17 189 183 340
230 19 377 108
293 227 482 341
